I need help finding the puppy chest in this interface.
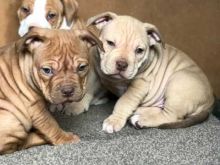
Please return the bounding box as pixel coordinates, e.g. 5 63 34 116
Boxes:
102 80 129 97
113 85 128 97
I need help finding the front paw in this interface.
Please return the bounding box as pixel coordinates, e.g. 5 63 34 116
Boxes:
54 132 80 145
102 115 127 133
63 102 90 116
49 104 65 113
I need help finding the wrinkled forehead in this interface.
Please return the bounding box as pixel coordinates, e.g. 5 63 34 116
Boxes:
34 45 89 71
36 32 89 60
102 17 147 44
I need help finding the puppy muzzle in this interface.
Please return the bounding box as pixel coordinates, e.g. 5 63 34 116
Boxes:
50 84 84 104
19 14 51 37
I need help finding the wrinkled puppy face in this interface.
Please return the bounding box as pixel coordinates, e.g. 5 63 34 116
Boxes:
87 12 163 80
17 0 78 37
21 28 102 104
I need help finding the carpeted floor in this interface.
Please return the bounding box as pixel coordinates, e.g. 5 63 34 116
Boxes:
0 101 220 165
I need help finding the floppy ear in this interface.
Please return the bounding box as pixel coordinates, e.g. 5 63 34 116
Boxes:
17 29 47 54
87 12 118 30
144 23 165 47
61 0 79 26
76 29 104 52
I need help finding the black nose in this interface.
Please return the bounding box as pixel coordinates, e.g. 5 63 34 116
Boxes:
61 86 74 97
116 59 128 71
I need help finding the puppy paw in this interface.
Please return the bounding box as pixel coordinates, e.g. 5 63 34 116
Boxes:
65 132 80 144
102 115 127 133
130 114 155 128
54 132 80 145
130 114 143 129
49 104 64 113
130 112 163 128
64 102 90 116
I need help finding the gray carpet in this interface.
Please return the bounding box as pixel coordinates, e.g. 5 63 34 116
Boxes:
0 101 220 165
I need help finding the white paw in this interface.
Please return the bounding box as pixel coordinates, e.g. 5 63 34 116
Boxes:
130 114 140 126
102 115 126 133
102 122 114 133
129 114 143 129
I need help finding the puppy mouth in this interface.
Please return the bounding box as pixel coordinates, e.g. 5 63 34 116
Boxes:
110 72 127 79
62 99 75 104
111 74 123 79
50 91 86 105
52 98 81 105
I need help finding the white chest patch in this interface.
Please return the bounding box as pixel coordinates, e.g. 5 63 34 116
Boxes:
18 0 52 37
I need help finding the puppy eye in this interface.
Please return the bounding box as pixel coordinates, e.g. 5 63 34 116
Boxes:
106 40 115 47
77 63 88 72
41 66 53 76
21 6 30 14
47 12 57 20
135 48 144 54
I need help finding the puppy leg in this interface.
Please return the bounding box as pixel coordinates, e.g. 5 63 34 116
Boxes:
0 110 28 154
30 101 80 145
130 107 177 128
22 132 47 149
103 78 149 133
131 70 214 128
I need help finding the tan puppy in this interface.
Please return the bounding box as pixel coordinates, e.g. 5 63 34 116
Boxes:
17 0 108 115
49 21 108 116
17 0 79 36
87 12 215 133
0 27 103 154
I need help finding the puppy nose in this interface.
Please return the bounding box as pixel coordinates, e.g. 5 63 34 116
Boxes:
116 59 128 71
61 86 74 97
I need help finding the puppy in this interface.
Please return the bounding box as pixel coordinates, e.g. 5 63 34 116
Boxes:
87 12 215 133
18 0 108 115
48 21 108 116
0 27 103 154
17 0 79 37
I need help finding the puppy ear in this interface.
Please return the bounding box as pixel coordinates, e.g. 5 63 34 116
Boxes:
61 0 79 26
87 12 118 30
144 23 165 47
17 28 47 54
76 29 104 52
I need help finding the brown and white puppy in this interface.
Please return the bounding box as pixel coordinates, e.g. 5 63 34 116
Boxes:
87 12 215 133
0 27 103 154
17 0 78 37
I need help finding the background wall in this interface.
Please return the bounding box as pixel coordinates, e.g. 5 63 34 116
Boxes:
0 0 20 46
0 0 219 97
